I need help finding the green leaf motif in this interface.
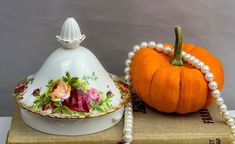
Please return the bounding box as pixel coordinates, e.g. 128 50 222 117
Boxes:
78 112 85 117
37 103 43 109
80 83 89 91
70 77 79 83
41 94 46 102
18 92 25 97
82 72 98 85
46 80 54 88
69 78 81 89
96 107 104 112
43 96 51 103
53 101 62 107
91 107 96 112
62 76 68 82
62 106 72 115
90 100 96 107
29 78 34 84
99 92 106 103
52 107 62 114
33 99 41 105
31 72 115 117
66 72 71 79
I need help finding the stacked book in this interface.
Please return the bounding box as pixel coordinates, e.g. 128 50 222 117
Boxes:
7 96 232 144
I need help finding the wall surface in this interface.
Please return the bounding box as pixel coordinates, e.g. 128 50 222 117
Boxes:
0 0 234 116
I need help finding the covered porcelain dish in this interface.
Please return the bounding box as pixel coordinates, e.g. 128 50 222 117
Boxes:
13 17 131 135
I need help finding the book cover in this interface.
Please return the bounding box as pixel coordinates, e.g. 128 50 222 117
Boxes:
7 95 233 144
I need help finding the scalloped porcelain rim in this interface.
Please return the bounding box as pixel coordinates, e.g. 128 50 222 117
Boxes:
56 34 86 43
14 74 131 119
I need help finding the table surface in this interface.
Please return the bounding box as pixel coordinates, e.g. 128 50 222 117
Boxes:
1 111 235 144
0 117 12 144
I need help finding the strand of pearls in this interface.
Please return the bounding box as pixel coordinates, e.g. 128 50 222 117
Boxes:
123 41 235 144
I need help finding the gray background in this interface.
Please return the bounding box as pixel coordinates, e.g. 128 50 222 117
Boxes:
0 0 234 116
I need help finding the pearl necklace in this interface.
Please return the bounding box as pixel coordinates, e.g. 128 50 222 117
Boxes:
123 41 235 144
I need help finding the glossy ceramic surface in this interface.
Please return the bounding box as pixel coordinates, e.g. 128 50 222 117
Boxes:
15 73 130 119
20 106 124 135
13 17 131 120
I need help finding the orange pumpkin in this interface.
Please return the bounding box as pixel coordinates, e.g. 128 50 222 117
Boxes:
130 27 224 114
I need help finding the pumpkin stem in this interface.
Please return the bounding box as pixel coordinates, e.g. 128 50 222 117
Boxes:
170 26 184 66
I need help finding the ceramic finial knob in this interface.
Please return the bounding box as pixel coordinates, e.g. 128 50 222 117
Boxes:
56 17 86 49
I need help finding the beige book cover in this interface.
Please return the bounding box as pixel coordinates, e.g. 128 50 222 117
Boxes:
7 96 233 144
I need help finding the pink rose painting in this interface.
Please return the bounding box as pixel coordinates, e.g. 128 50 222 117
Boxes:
88 88 100 101
31 72 113 116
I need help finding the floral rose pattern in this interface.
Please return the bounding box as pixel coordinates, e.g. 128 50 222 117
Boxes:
62 89 91 112
31 72 114 116
14 78 33 100
50 80 71 101
113 77 130 99
88 88 100 101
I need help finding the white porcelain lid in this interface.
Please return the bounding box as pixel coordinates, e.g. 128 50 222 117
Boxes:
14 17 130 119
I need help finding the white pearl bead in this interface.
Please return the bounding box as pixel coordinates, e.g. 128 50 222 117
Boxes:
128 52 134 59
216 97 224 105
125 105 132 109
125 74 130 80
223 111 231 120
123 127 132 133
125 110 133 114
188 56 195 63
155 43 164 52
227 118 235 126
127 102 132 107
125 106 132 111
125 119 133 124
219 104 227 113
125 115 133 119
125 131 132 135
124 123 133 129
125 81 130 85
140 42 148 48
181 51 186 56
132 45 140 52
148 41 156 48
196 61 204 69
205 72 214 82
125 59 131 66
163 46 172 54
201 65 210 74
125 110 132 114
124 128 133 134
124 122 133 127
211 90 221 98
126 81 131 86
183 54 191 61
231 126 235 133
124 67 130 74
125 115 133 120
124 133 133 143
125 108 133 113
209 81 218 90
191 58 199 66
125 110 133 115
